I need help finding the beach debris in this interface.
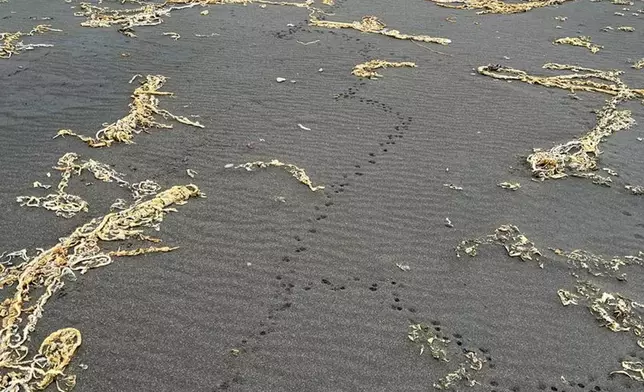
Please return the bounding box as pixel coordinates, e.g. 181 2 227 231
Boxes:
618 26 635 32
276 77 286 83
130 180 161 200
297 123 312 130
396 263 411 271
613 360 644 382
557 289 579 305
601 26 614 32
273 196 286 203
109 198 128 210
479 63 643 183
614 11 625 15
602 167 618 176
626 185 644 195
351 60 417 79
296 39 319 45
554 36 602 53
444 217 454 228
194 32 219 37
74 2 197 37
0 184 202 392
408 323 487 389
443 183 463 191
497 181 520 190
163 31 181 40
33 181 52 189
309 15 451 45
554 15 568 21
456 224 543 265
186 168 197 178
633 58 644 69
426 0 573 14
55 75 203 148
200 9 209 15
1 25 60 59
558 280 644 348
233 159 324 191
168 0 314 7
552 248 644 280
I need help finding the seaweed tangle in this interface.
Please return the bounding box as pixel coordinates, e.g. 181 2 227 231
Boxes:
231 159 324 191
55 75 203 148
0 25 60 59
309 14 451 45
0 185 202 391
167 0 313 7
17 153 161 217
554 36 602 53
456 224 543 266
352 60 416 79
426 0 573 14
478 63 644 182
634 58 644 69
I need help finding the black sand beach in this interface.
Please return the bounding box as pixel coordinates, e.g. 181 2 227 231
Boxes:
1 0 644 391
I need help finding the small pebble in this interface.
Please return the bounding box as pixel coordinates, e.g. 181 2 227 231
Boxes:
276 77 286 83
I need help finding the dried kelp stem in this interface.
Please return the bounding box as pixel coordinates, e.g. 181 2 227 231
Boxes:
554 36 602 53
233 159 324 191
0 25 60 59
434 351 485 390
1 185 202 391
352 60 416 79
55 75 203 148
456 224 543 265
478 63 644 182
426 0 573 14
309 14 451 45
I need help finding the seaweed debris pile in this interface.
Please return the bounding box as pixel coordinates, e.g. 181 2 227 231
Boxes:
478 63 644 184
309 14 451 45
166 0 314 7
0 25 60 59
0 185 202 391
455 224 543 265
552 248 644 280
426 0 573 14
408 323 487 389
16 153 164 218
352 60 416 79
55 75 203 148
230 159 325 191
554 36 602 53
634 59 644 69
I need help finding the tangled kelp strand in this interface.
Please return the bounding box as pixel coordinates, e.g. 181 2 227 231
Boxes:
456 224 543 265
309 14 451 45
232 159 324 191
479 63 643 183
352 60 416 79
55 75 203 148
634 59 644 69
0 185 202 391
427 0 572 14
554 36 602 53
552 248 643 280
617 26 635 32
497 181 520 190
1 25 60 59
626 185 644 195
612 360 644 382
408 323 487 389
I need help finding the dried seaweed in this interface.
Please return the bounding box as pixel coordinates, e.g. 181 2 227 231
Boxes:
552 248 643 280
478 63 643 182
617 26 634 32
558 280 644 348
554 36 602 53
17 153 161 218
0 185 202 391
497 181 520 190
626 185 644 195
0 25 60 59
434 351 485 390
232 159 324 191
456 224 543 265
613 360 644 381
167 0 313 7
426 0 572 14
634 59 644 69
55 75 203 148
309 14 451 45
408 323 450 361
352 60 416 79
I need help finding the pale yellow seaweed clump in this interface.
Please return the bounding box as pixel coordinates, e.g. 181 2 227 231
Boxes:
0 25 60 59
0 185 202 391
309 14 451 45
167 0 313 7
232 159 324 191
456 224 543 264
426 0 573 14
554 36 602 53
352 60 416 79
55 75 203 148
478 63 644 183
633 58 644 69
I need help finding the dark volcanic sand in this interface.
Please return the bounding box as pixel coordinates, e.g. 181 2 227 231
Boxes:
1 0 644 391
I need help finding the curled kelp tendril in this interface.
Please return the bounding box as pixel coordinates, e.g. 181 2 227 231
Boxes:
0 24 60 59
478 63 643 184
456 224 543 265
1 185 202 391
612 360 644 382
55 75 203 148
351 60 416 79
554 36 602 53
232 159 324 191
634 59 644 69
309 14 451 45
426 0 573 14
